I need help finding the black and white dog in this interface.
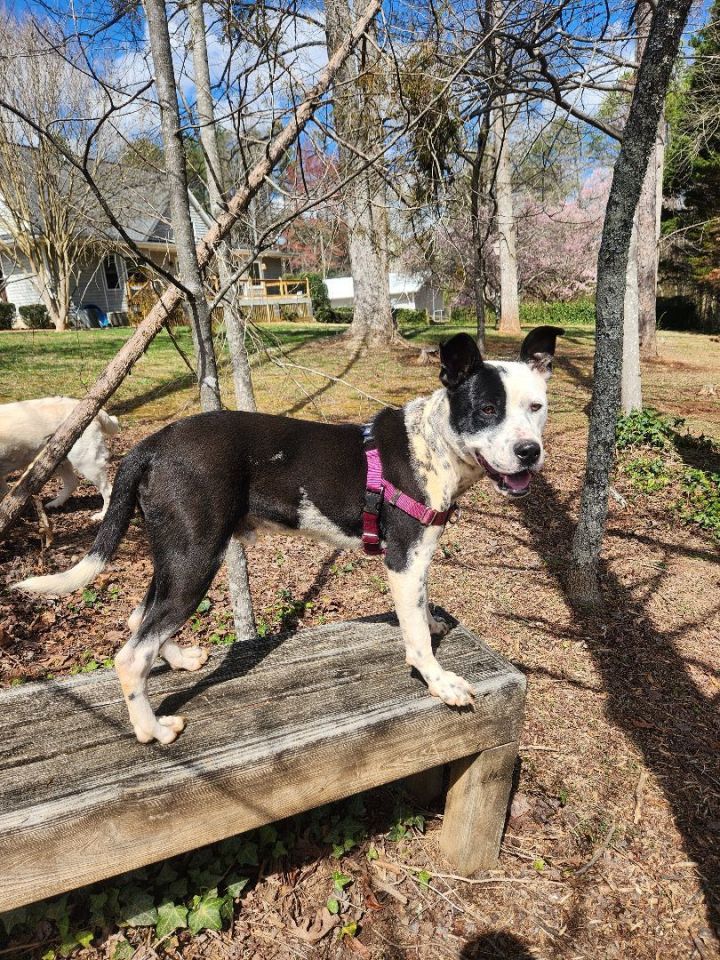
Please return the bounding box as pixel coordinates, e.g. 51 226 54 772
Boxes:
15 327 563 745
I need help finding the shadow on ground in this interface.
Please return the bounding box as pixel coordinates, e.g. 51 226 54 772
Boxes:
519 476 720 935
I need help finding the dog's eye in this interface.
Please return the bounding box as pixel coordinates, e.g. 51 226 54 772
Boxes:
530 402 543 413
481 404 497 416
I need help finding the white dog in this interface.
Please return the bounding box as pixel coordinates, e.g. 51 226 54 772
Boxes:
0 397 119 520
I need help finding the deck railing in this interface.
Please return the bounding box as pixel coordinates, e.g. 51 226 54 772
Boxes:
240 277 310 301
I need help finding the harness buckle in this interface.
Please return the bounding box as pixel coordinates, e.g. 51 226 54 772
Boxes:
364 488 384 515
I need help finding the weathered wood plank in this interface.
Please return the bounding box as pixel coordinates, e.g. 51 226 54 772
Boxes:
439 742 520 874
0 617 525 910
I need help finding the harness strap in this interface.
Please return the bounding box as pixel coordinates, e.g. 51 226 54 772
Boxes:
362 444 453 556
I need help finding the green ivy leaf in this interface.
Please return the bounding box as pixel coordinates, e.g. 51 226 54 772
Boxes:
75 930 95 948
332 871 352 891
187 895 224 934
326 898 340 915
41 951 56 960
111 938 135 960
366 846 379 862
225 877 249 898
155 902 188 939
340 919 358 938
196 598 211 614
416 870 432 888
120 890 158 928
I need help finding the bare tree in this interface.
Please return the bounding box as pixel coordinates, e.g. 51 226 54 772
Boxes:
0 16 112 330
325 0 394 343
491 104 520 334
569 0 694 607
144 0 221 412
188 0 256 639
0 0 384 538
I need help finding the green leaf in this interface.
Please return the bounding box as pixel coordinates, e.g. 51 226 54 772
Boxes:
340 919 358 938
82 588 98 605
120 890 158 928
187 895 224 935
155 902 188 939
532 858 546 872
225 877 249 898
416 870 432 888
75 930 95 948
332 871 352 891
366 846 379 862
41 951 56 960
326 898 340 915
196 598 211 614
111 938 135 960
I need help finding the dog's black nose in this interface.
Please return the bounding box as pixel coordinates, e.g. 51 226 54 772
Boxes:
514 440 541 466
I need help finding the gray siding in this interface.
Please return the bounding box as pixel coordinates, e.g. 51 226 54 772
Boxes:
71 255 128 314
1 253 43 310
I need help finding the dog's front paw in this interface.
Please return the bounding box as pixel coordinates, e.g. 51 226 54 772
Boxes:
135 715 186 745
90 509 107 522
427 669 476 707
45 497 66 511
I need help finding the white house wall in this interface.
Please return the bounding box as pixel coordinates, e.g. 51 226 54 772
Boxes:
1 253 43 309
71 255 128 314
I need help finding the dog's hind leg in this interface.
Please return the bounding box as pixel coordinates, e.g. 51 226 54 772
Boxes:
386 529 475 708
45 460 78 510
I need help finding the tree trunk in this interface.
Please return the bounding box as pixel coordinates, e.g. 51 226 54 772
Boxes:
636 0 663 359
621 223 642 413
470 127 489 353
568 0 694 609
0 0 383 539
188 0 256 640
325 0 393 344
491 106 520 335
144 0 221 412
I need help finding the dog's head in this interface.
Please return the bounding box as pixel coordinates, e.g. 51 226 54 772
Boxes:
439 326 564 498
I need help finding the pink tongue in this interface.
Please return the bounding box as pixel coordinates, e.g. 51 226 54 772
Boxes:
503 470 531 491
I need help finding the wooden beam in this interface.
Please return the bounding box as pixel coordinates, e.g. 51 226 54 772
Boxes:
0 618 525 909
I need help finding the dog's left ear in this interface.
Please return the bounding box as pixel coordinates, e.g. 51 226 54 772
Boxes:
439 333 483 390
519 325 564 379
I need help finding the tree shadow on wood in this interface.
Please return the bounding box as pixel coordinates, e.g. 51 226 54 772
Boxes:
518 475 720 934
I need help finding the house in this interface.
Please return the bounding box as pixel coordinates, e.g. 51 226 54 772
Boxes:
324 272 444 318
0 154 305 327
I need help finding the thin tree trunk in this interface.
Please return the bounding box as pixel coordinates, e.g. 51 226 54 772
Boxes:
325 0 393 344
188 0 256 639
636 0 663 359
568 0 694 608
0 0 382 538
621 223 642 413
470 125 489 353
144 0 221 412
491 106 520 334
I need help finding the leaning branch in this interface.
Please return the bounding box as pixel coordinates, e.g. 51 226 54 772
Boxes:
0 0 383 539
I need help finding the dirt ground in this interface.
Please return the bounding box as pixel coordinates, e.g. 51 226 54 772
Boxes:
1 326 719 959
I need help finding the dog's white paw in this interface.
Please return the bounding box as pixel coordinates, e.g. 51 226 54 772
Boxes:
172 646 209 672
135 715 186 745
90 510 107 522
427 669 476 707
45 497 66 511
428 613 451 638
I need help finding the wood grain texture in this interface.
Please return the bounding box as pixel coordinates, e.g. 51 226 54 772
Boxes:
439 741 519 875
0 617 525 910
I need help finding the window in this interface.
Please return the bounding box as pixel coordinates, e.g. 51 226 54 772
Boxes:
103 255 121 290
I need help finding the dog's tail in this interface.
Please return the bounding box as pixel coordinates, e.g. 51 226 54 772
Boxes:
14 443 149 596
96 409 120 437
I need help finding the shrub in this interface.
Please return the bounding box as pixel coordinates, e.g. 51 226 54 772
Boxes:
393 308 427 326
520 299 595 326
331 306 353 324
285 273 333 322
0 302 15 330
19 304 52 329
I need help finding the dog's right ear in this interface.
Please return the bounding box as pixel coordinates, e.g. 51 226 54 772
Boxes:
439 333 483 390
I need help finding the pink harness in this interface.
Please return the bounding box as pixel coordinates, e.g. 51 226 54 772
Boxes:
362 446 453 556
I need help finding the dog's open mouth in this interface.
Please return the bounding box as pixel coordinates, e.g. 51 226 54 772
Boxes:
476 455 532 498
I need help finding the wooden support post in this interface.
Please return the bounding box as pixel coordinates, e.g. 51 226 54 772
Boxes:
440 741 518 875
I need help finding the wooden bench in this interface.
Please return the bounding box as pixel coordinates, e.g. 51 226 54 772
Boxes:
0 617 525 911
